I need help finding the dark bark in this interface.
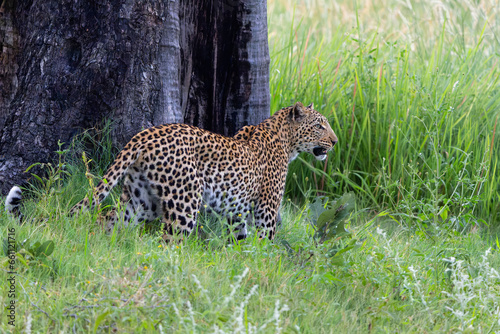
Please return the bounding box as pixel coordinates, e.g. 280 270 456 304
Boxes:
180 0 270 136
0 0 270 194
0 0 19 132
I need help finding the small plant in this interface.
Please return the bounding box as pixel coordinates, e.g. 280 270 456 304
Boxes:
2 237 56 272
68 120 120 175
440 248 500 332
296 192 362 267
24 140 71 196
309 192 355 243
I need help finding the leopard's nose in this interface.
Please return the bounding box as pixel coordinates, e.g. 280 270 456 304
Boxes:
331 134 338 146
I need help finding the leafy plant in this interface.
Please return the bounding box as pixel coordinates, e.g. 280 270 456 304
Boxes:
309 193 355 243
25 140 71 196
2 237 56 271
302 193 362 267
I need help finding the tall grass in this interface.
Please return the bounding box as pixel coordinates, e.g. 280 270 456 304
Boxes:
269 0 500 228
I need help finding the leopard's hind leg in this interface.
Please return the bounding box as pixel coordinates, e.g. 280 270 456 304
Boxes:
104 168 162 232
155 175 203 242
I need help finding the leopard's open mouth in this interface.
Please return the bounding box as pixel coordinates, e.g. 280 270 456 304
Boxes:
313 146 328 157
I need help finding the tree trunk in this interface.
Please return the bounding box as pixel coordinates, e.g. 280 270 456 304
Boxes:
0 0 270 194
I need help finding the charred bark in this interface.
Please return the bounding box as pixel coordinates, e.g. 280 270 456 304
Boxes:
180 0 270 136
0 0 270 194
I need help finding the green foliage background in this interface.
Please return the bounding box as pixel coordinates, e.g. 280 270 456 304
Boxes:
271 0 500 229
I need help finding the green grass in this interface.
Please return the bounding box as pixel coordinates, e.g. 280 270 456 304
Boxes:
2 198 500 332
2 0 500 332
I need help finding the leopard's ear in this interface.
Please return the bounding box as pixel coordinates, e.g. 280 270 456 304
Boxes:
307 103 314 109
290 102 308 122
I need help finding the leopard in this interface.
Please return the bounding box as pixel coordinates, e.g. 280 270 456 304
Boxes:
6 102 338 241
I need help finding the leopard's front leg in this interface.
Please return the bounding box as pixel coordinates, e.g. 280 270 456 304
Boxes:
253 201 280 240
252 166 288 240
253 181 285 240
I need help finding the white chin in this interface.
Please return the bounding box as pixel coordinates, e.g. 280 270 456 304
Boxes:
289 152 299 162
315 154 327 161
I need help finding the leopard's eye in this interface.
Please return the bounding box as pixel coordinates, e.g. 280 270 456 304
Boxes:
315 124 324 130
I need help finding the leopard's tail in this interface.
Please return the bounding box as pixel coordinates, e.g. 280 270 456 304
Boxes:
5 186 23 220
71 136 144 213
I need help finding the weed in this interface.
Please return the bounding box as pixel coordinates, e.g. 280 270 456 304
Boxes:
24 140 70 197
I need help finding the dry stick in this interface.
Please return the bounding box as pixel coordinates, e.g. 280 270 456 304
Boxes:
312 165 319 194
312 162 322 196
318 158 328 196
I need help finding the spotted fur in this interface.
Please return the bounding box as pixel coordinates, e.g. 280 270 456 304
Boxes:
66 102 338 240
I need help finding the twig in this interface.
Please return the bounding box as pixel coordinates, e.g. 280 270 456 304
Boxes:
318 157 329 196
18 280 56 323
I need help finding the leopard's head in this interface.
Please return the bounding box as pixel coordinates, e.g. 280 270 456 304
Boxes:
287 102 338 162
